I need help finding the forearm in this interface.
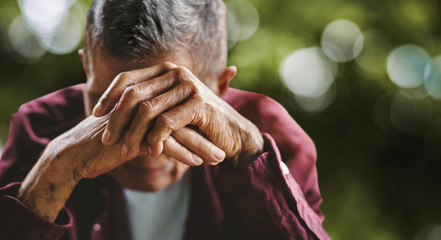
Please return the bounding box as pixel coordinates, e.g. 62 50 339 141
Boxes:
18 143 78 222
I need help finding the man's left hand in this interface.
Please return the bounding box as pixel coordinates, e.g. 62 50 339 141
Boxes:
92 62 263 166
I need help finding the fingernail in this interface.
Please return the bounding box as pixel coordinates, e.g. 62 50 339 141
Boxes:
213 149 225 162
121 145 128 160
192 155 203 165
102 129 112 144
92 102 102 116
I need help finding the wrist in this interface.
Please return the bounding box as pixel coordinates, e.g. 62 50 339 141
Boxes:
229 127 263 167
241 133 264 165
18 143 78 222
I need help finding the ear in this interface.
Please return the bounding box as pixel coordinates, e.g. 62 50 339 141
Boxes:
78 49 89 77
217 66 236 97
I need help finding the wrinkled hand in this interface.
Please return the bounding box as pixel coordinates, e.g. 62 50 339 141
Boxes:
17 114 120 221
53 114 221 181
93 62 263 166
48 114 124 180
18 101 224 222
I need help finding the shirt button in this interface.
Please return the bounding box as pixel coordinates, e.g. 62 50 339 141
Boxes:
93 223 101 232
279 161 290 175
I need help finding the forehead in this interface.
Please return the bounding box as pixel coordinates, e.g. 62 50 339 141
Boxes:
85 47 194 95
85 49 129 94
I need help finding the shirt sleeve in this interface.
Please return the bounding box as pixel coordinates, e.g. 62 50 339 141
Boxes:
0 182 73 240
0 85 84 240
0 84 85 186
223 89 324 217
214 133 330 240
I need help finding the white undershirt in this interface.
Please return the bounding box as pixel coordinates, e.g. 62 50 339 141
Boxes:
123 172 190 240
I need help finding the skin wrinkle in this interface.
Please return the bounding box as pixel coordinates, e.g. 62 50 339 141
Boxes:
102 67 182 132
206 102 241 159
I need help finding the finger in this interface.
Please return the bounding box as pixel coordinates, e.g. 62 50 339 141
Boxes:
162 135 203 166
93 62 177 117
122 82 197 159
147 96 204 156
101 69 184 145
172 127 225 165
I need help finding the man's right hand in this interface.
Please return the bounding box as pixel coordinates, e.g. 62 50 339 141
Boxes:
17 107 222 222
17 114 119 222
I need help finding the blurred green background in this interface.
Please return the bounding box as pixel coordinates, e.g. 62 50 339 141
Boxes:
1 0 441 239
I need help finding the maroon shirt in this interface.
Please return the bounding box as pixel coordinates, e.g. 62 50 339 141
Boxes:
0 84 329 240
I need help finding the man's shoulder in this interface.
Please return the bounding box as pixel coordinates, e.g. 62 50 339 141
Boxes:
13 84 86 140
223 88 292 126
19 84 84 111
224 87 283 109
224 88 314 153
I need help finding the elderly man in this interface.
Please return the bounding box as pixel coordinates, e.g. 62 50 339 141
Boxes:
0 0 329 239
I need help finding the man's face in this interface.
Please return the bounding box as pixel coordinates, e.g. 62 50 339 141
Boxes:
81 48 197 192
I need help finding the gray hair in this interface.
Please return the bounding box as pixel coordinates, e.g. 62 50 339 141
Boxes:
86 0 227 80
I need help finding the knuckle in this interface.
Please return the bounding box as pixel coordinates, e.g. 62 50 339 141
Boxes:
115 71 136 86
115 71 130 82
157 114 174 129
139 100 157 115
161 62 177 70
174 66 191 81
122 86 138 100
140 101 156 113
182 80 198 94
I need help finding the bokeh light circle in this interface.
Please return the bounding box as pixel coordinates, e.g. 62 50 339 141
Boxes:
21 0 72 35
424 55 441 99
321 19 364 62
226 0 259 48
227 10 240 49
8 16 45 60
280 47 336 98
39 13 83 54
16 0 82 56
293 85 337 113
387 44 431 89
